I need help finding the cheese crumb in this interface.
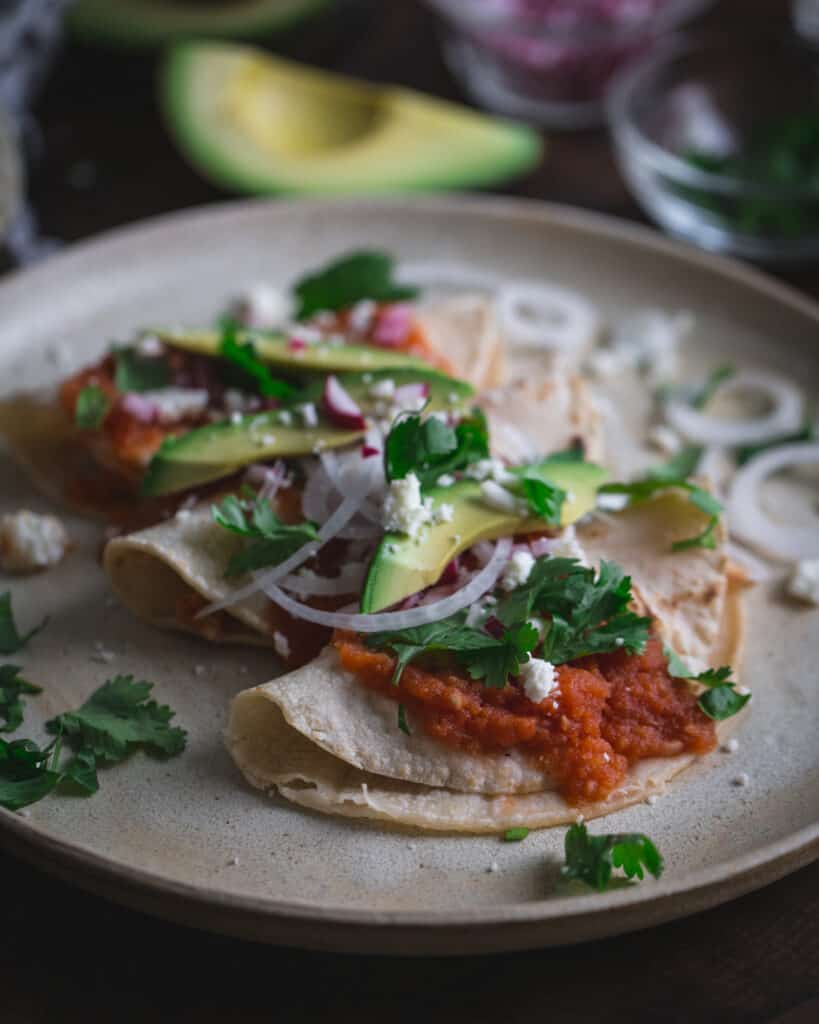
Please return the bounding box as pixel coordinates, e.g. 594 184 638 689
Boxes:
229 283 289 329
548 525 590 566
140 388 209 424
732 772 750 787
518 657 557 704
299 402 319 428
480 480 524 516
501 549 535 591
369 377 396 399
349 299 376 334
273 631 291 660
0 510 69 573
467 457 515 485
436 474 455 488
383 473 435 540
434 503 454 525
786 559 819 606
487 861 500 874
721 737 740 754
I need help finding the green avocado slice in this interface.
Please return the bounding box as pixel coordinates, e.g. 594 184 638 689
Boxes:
156 326 433 374
361 459 608 614
160 43 542 195
141 367 474 497
69 0 332 49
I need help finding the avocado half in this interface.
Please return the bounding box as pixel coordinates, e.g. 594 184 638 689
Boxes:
160 43 543 195
69 0 333 49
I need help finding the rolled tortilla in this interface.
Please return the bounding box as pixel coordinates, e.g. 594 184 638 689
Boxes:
225 494 745 831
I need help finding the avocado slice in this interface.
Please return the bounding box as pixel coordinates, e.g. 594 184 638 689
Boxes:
142 368 474 496
69 0 332 49
361 459 608 614
161 43 542 195
156 326 433 374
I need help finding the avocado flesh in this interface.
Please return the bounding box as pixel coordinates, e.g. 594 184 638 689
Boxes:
141 368 474 497
157 327 433 374
70 0 332 49
161 43 542 195
361 460 608 614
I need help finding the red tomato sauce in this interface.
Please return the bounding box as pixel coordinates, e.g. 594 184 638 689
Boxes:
334 635 716 804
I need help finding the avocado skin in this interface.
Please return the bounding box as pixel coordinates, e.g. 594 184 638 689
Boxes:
361 460 608 614
69 0 333 49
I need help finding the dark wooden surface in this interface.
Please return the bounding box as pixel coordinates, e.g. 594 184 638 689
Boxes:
2 0 818 1020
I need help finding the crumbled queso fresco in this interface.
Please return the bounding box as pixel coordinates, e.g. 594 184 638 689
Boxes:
501 549 535 591
0 510 69 573
786 559 819 606
139 388 209 424
519 657 557 704
383 473 452 540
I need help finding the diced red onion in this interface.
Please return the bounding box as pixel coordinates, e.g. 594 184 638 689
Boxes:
496 281 600 352
323 375 367 430
484 615 506 639
362 444 380 458
263 538 513 632
728 442 819 562
440 558 459 584
288 338 307 352
371 303 413 348
665 372 803 447
120 393 158 423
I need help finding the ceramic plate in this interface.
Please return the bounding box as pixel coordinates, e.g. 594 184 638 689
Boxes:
0 197 817 954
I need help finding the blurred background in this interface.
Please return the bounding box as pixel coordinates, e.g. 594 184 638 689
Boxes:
1 0 817 290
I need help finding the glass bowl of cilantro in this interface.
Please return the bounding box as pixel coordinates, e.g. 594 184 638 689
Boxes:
608 35 819 263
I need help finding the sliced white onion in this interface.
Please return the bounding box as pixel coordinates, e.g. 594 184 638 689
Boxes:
280 563 367 597
666 371 803 447
263 537 513 633
197 452 381 618
245 460 289 502
728 442 819 562
496 281 600 353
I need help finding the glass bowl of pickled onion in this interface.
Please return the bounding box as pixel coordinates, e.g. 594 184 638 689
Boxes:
424 0 714 129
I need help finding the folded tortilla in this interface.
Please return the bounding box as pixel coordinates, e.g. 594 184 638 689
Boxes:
225 493 745 832
103 371 604 647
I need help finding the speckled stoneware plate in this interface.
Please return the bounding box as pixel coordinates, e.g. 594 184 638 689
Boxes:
0 197 817 955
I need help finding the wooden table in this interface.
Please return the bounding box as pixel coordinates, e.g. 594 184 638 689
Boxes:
2 1 818 1020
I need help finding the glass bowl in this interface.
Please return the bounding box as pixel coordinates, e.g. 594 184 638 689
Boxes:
608 35 819 265
424 0 714 129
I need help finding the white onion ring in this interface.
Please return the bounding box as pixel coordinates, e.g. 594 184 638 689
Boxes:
496 281 600 353
280 563 367 597
197 454 381 617
666 371 803 447
728 442 819 562
263 538 513 633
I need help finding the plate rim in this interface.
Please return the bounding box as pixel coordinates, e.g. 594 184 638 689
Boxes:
1 194 817 952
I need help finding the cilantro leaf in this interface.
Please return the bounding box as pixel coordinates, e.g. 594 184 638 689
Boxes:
599 450 723 554
293 250 419 320
211 494 318 578
691 364 736 409
397 704 411 736
663 651 749 721
219 319 298 401
503 827 530 842
75 385 110 430
60 747 100 795
561 822 664 891
0 593 47 655
385 409 489 489
0 737 61 811
519 476 567 526
0 665 42 733
46 676 187 761
113 346 171 392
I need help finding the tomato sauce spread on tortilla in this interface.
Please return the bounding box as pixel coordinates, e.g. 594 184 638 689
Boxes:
334 635 716 803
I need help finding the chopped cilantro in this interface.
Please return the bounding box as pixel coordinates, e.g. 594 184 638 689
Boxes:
0 665 42 733
0 592 47 655
691 364 736 409
293 250 419 320
503 827 530 842
384 409 489 489
664 650 749 721
0 676 186 811
75 385 110 430
219 319 298 401
212 494 318 578
517 475 567 526
397 704 411 736
561 822 664 891
599 449 722 553
113 346 171 392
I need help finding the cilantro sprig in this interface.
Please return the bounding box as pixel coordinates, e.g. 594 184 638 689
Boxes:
0 676 187 811
599 447 723 553
293 250 419 321
664 650 750 721
384 409 489 489
219 319 298 401
561 822 664 891
212 493 318 578
75 385 110 430
0 665 41 733
0 592 47 656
